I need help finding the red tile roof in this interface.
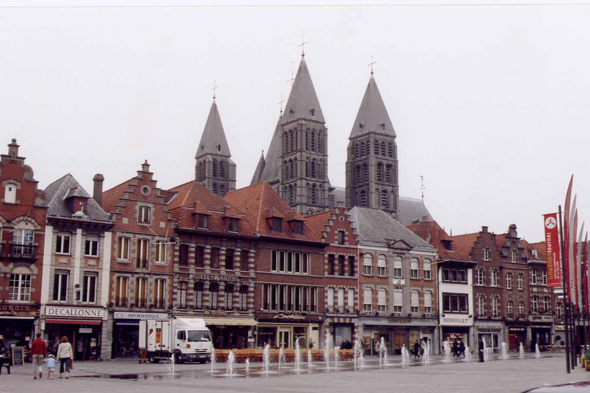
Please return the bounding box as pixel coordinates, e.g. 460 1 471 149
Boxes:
407 220 470 261
224 182 319 243
305 210 333 241
101 179 134 213
448 233 480 261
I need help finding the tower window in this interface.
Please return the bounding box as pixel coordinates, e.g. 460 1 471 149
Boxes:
310 108 315 116
355 165 361 184
359 122 364 128
360 141 365 157
388 142 393 158
354 143 359 158
381 141 386 156
381 190 388 208
374 141 379 155
360 190 367 207
212 159 218 177
363 164 369 183
311 130 316 151
311 160 316 178
217 144 221 151
376 163 383 182
385 164 392 183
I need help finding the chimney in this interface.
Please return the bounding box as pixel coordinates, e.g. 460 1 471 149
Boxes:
7 138 19 159
93 174 105 207
421 215 428 222
141 160 150 172
482 226 488 233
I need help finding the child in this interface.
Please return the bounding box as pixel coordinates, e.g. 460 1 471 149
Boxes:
45 354 56 379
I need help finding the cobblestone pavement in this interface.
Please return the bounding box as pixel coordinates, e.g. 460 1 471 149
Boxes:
1 354 588 393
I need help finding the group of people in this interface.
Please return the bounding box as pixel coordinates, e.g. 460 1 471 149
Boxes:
452 338 466 357
29 333 74 380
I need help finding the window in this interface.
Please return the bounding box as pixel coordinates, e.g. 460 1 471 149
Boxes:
424 291 433 314
443 293 468 314
225 249 235 270
85 237 99 257
14 229 34 245
240 286 248 311
177 281 187 309
363 254 373 275
483 248 491 261
196 246 205 268
477 296 485 317
9 274 31 302
518 301 525 318
81 274 97 303
348 289 355 310
411 291 420 313
393 257 403 278
530 269 538 285
328 254 335 275
378 289 387 312
377 255 387 276
410 258 419 279
240 250 250 271
139 206 151 224
337 231 345 245
271 217 282 232
476 268 484 285
136 277 147 308
507 301 514 318
115 276 128 307
293 221 303 235
197 214 208 229
155 279 166 308
53 272 68 302
543 296 550 312
117 237 130 260
423 259 432 280
363 288 372 311
506 272 513 289
541 270 547 285
155 241 167 263
4 184 17 203
55 234 71 254
490 270 498 286
348 256 355 277
327 287 334 310
393 291 403 313
532 296 539 312
137 239 149 269
517 273 524 290
211 247 220 269
511 250 517 263
194 282 204 309
209 283 219 309
556 302 563 318
491 296 499 318
224 285 234 309
228 218 239 232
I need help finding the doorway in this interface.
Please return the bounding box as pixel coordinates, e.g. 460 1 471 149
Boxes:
278 328 292 349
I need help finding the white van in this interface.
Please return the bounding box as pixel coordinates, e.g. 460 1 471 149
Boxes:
139 318 213 363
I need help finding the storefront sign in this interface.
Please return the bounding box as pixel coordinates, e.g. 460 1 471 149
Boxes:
0 304 31 312
531 325 552 329
543 213 562 288
79 328 93 334
509 327 526 332
202 310 230 316
387 318 412 324
555 325 565 331
114 312 168 320
530 315 553 322
441 315 473 326
478 329 501 333
194 274 240 283
43 306 104 318
273 312 306 320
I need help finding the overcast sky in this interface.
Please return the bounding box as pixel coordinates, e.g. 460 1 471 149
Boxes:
1 2 588 242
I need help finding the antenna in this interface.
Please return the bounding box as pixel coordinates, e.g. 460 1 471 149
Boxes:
420 175 425 202
278 95 285 115
212 80 218 100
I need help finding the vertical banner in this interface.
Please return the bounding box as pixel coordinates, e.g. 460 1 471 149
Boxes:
564 176 574 302
544 213 562 288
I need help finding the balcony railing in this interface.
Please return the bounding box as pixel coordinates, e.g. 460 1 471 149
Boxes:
8 243 38 260
115 297 128 308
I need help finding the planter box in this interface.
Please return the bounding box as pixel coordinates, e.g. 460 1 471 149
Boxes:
213 349 355 363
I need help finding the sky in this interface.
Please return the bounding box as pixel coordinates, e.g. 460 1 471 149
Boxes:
1 2 589 242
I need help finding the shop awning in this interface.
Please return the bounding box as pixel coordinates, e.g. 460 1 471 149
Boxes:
0 316 35 320
46 319 101 325
203 318 257 327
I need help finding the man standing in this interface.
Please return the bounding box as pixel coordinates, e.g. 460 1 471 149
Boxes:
478 336 484 363
30 333 47 379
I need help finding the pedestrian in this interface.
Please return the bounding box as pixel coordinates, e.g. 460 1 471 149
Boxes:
45 354 56 379
56 336 73 379
29 333 47 380
478 337 484 363
453 338 460 357
413 340 421 360
458 339 466 357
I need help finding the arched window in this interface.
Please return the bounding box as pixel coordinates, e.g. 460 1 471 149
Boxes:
197 162 203 181
284 161 289 180
219 161 226 179
363 254 373 275
381 189 388 208
311 130 316 151
212 182 218 195
355 165 361 184
293 158 297 178
376 162 383 182
290 130 294 152
374 140 379 155
385 164 392 183
354 143 359 158
306 160 310 177
360 190 367 207
360 141 365 157
220 184 226 196
306 130 310 150
378 255 387 276
289 159 294 179
284 132 289 153
366 142 370 156
363 164 369 183
311 184 317 204
307 183 312 204
388 142 393 158
212 159 218 178
318 160 323 179
288 185 294 205
381 141 386 156
311 159 316 178
378 288 387 311
318 131 323 153
320 185 325 206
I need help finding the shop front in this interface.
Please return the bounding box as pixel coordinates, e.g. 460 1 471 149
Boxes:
42 306 106 360
113 311 169 358
529 314 554 351
0 304 38 359
359 316 438 356
440 313 474 353
326 316 357 349
507 323 528 350
201 312 257 350
255 312 322 350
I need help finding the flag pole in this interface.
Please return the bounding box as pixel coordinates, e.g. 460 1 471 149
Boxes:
559 204 571 373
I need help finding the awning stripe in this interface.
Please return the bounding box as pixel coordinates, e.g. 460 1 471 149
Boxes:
46 319 101 325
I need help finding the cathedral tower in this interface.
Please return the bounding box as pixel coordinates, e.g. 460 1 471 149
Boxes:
195 99 236 196
345 71 399 216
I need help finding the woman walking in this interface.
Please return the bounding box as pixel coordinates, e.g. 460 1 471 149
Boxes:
56 336 73 379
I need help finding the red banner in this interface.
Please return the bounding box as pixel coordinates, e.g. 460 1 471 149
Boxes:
544 213 562 288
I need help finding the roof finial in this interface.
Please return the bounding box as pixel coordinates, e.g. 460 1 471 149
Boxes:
299 35 308 57
278 95 285 115
287 61 295 86
420 175 425 202
212 80 218 101
368 56 377 76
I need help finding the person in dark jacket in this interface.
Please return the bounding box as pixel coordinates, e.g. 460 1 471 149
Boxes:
413 340 421 360
478 337 485 362
458 339 466 357
30 333 47 379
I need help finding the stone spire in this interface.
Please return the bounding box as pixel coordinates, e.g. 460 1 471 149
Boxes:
281 57 325 125
250 150 266 185
349 74 395 139
195 100 232 159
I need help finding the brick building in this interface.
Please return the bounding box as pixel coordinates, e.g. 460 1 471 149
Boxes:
0 139 47 349
307 208 359 348
39 173 113 360
167 180 258 350
101 161 177 359
225 183 327 350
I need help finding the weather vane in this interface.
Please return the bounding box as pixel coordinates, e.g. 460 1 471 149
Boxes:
212 80 218 100
278 95 285 114
287 61 295 86
299 35 308 57
420 175 425 202
368 56 377 75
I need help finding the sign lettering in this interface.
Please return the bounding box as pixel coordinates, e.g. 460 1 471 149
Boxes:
194 274 240 283
44 306 104 318
543 213 562 288
273 312 306 320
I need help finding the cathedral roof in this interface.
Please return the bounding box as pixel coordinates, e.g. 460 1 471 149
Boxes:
281 56 325 125
250 150 266 185
397 197 434 226
349 74 395 139
253 118 282 184
195 100 232 159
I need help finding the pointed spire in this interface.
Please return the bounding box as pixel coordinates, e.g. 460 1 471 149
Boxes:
349 74 395 139
195 100 231 159
282 56 325 124
256 117 283 183
250 150 266 185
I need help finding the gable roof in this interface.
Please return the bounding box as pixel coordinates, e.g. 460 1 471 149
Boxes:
224 182 319 243
349 74 395 139
407 220 468 261
448 233 480 261
195 100 231 159
281 56 325 125
305 210 334 241
44 173 111 222
101 179 134 214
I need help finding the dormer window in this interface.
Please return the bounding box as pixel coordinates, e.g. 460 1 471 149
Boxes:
293 221 303 235
138 206 151 224
441 240 453 251
271 218 282 233
310 108 315 116
532 249 538 258
4 184 17 204
228 218 239 232
380 121 386 130
197 214 208 229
